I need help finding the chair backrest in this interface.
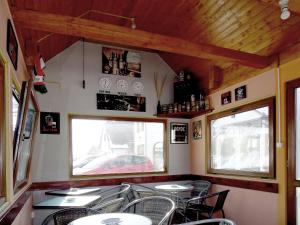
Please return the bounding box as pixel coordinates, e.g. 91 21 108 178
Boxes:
121 196 176 225
213 190 230 212
176 218 236 225
90 197 125 213
41 207 94 225
98 184 131 203
190 180 211 197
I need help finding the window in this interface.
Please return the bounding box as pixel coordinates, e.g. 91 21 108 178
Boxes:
207 97 275 178
0 58 5 204
70 115 167 176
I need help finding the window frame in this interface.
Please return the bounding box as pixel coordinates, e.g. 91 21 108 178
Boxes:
0 49 9 206
69 115 168 178
207 97 276 178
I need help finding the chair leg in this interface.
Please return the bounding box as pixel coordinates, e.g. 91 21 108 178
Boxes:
222 209 225 218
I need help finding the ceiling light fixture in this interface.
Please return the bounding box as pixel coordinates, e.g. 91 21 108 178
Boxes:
279 0 291 20
90 10 136 29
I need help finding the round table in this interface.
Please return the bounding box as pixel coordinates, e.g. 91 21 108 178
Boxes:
154 184 193 205
154 184 193 192
68 213 152 225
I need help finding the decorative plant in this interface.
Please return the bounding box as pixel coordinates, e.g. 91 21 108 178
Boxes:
154 72 167 114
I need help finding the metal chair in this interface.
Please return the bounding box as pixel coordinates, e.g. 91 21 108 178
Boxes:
91 183 130 206
175 218 236 225
184 190 230 221
41 207 95 225
121 196 176 225
90 197 125 213
184 180 211 198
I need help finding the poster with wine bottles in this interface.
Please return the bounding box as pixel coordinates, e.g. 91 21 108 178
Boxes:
102 47 141 78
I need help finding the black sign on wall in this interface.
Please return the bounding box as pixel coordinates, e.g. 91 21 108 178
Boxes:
40 112 60 134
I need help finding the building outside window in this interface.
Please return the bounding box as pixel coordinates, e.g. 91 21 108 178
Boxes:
70 115 167 176
207 97 275 178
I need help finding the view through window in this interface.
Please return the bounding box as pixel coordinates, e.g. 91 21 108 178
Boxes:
70 116 166 176
0 61 5 203
208 98 275 178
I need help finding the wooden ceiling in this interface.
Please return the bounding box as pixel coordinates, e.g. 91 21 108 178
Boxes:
9 0 300 91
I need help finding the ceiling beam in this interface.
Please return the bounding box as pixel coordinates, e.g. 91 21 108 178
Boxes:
12 8 272 69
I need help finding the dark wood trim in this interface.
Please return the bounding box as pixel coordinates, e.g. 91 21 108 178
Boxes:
206 97 276 178
0 188 32 225
191 175 278 193
30 174 190 190
286 78 300 225
30 174 278 193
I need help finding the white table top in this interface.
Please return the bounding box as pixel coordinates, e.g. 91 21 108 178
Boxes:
154 184 193 192
33 195 101 209
68 213 152 225
45 187 101 196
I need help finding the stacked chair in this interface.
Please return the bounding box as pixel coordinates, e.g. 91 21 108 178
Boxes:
121 196 176 225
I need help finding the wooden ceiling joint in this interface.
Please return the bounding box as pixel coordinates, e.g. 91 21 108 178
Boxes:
12 8 272 69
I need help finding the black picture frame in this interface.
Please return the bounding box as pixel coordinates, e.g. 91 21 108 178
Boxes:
6 19 18 70
221 91 231 105
40 112 60 134
170 122 188 144
235 85 247 101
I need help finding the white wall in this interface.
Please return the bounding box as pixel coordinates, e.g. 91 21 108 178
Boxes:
31 41 191 182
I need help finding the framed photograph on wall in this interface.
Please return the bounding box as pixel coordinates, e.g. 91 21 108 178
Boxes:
40 112 60 134
14 89 39 192
221 91 231 105
192 120 202 140
6 19 18 70
170 122 188 144
235 85 247 101
102 47 141 77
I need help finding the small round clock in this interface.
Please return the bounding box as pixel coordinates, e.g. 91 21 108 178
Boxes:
116 79 129 93
99 77 112 91
132 81 144 94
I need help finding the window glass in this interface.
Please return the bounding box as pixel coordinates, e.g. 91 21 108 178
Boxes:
0 61 5 203
208 98 275 178
71 116 166 176
296 88 300 180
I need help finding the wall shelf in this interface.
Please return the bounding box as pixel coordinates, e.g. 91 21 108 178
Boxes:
156 108 214 119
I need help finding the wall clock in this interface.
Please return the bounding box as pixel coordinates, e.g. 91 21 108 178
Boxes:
99 77 112 91
116 79 129 93
132 81 144 94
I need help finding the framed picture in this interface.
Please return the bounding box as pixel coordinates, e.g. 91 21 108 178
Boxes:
40 112 60 134
192 120 202 140
221 91 231 105
235 85 247 101
14 89 39 192
97 93 146 112
6 19 18 70
102 47 141 77
170 122 188 144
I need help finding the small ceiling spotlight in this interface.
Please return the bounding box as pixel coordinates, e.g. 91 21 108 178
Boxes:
279 0 291 20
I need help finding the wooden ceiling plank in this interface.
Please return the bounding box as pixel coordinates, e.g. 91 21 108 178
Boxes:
196 0 251 40
258 0 300 15
12 8 271 68
229 16 300 53
210 3 269 46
